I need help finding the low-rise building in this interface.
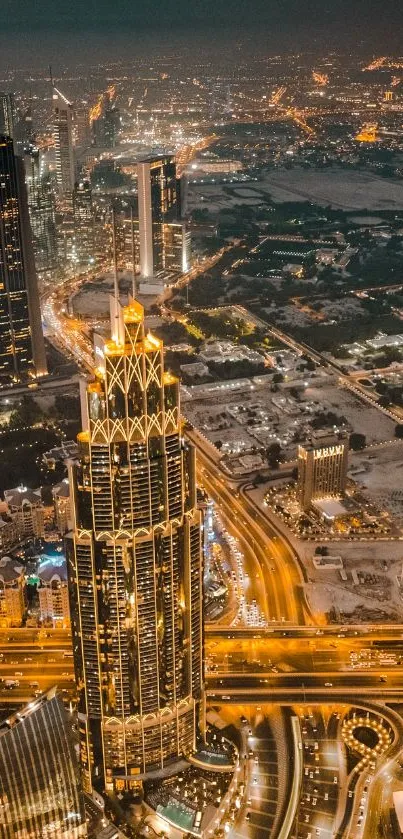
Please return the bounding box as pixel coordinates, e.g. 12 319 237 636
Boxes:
52 479 72 535
0 556 26 627
4 486 45 540
38 555 70 627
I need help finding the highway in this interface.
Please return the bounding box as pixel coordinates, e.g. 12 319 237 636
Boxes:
192 431 307 624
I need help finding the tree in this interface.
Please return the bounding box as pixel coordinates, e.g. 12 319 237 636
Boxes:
395 424 403 439
349 432 366 451
267 442 282 469
273 372 284 384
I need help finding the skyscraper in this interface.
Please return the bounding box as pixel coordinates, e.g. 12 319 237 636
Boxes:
24 142 58 275
73 180 95 266
67 295 203 794
53 86 75 199
0 134 47 379
0 92 14 139
137 154 181 280
297 432 349 512
0 688 87 838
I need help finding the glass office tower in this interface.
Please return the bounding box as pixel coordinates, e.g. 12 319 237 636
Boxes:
0 688 87 838
0 134 47 379
67 295 203 794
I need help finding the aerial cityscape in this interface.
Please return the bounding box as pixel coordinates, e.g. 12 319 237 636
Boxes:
3 2 403 837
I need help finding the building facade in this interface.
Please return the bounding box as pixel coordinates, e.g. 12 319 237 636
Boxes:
0 688 87 838
297 433 349 512
38 557 70 627
67 295 203 794
24 142 58 276
53 86 75 199
4 486 45 539
0 135 47 380
0 556 26 627
73 180 95 266
137 154 183 281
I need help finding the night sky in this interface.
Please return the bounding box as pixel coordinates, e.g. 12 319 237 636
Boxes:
1 0 403 35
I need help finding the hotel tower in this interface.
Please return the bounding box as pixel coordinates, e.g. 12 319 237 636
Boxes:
67 293 203 794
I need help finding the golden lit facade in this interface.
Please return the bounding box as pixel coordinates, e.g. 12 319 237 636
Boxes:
297 434 348 512
67 296 203 793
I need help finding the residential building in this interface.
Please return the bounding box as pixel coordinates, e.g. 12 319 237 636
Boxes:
0 556 26 627
4 485 45 539
53 478 72 535
67 294 203 794
38 555 70 627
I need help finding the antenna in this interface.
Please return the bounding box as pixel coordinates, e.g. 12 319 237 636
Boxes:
49 64 53 87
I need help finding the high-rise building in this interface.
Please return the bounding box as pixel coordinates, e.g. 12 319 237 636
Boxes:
24 142 58 276
53 86 75 199
0 135 47 379
0 688 87 838
0 92 14 138
73 180 95 266
103 105 121 148
297 433 349 512
137 154 182 280
67 295 203 794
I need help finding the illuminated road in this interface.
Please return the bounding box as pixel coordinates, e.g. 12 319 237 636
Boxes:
191 427 309 624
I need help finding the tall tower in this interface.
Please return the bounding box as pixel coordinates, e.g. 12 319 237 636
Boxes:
137 154 181 281
67 296 203 794
53 86 75 199
0 93 14 139
0 134 47 379
73 179 95 266
24 141 58 275
0 688 87 838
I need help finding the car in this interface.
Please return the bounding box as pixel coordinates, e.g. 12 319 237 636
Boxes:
379 676 387 683
325 682 333 687
253 778 257 785
348 790 353 798
14 671 23 677
324 792 328 801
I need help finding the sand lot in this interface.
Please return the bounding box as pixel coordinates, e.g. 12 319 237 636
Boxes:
259 168 403 210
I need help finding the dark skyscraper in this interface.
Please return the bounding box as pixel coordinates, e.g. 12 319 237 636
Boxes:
73 179 95 266
67 296 203 794
24 142 58 276
0 135 47 379
0 688 87 838
0 93 14 139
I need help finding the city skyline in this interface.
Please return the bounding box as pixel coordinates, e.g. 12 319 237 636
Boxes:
2 22 403 839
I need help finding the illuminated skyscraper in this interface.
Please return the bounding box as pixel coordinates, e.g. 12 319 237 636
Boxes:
53 86 75 199
137 154 182 281
297 433 348 512
0 688 87 838
73 180 95 266
24 142 58 275
0 135 47 379
67 295 203 794
0 92 14 138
